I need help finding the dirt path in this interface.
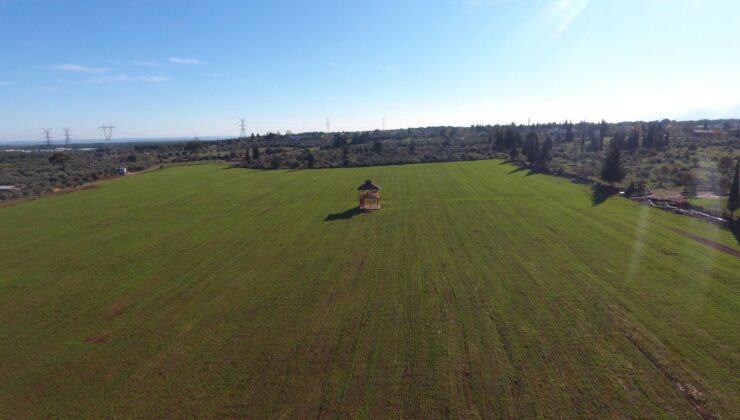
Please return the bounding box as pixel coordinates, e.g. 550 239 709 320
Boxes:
660 224 740 258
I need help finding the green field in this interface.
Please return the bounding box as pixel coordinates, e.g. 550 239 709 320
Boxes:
0 161 738 418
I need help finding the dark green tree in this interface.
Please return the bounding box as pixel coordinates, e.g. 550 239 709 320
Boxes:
523 132 539 165
495 130 504 149
409 140 417 155
681 171 697 198
184 140 204 153
537 136 553 168
48 152 71 167
332 134 347 148
509 143 519 160
504 127 515 148
598 120 608 151
626 126 640 151
372 140 383 153
306 152 315 168
728 162 740 218
243 149 251 163
252 146 260 159
565 121 574 143
601 138 625 184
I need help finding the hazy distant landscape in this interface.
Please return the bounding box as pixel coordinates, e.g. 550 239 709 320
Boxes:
2 119 738 221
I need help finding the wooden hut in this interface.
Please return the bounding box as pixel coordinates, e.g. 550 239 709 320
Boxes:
358 180 381 210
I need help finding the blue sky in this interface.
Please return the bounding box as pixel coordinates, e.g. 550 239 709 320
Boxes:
1 0 739 141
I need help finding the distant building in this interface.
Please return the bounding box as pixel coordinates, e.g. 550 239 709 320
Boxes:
692 129 715 137
118 166 128 176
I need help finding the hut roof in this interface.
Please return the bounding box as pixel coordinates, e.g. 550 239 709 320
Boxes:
357 179 380 190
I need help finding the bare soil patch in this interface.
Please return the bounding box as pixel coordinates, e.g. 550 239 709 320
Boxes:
84 336 108 344
660 224 740 258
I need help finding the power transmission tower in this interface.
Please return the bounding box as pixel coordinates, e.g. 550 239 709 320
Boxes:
239 118 247 138
325 117 331 133
99 123 115 154
42 129 53 149
62 128 71 148
382 118 386 131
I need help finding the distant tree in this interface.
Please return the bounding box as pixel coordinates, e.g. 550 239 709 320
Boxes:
601 138 625 184
642 121 666 148
252 146 260 159
509 143 519 160
306 152 315 168
736 123 740 138
504 127 515 148
681 171 698 198
598 120 608 151
537 136 553 168
587 133 600 152
523 132 539 165
243 149 251 163
332 134 347 148
372 140 383 153
626 126 640 151
728 162 740 218
409 140 417 155
48 152 70 167
495 129 504 149
565 121 574 143
625 179 647 197
270 157 280 169
718 156 734 176
184 140 204 153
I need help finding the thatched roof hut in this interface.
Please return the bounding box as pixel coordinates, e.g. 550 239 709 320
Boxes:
357 180 380 191
358 180 381 210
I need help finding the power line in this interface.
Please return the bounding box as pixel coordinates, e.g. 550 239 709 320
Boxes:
99 123 115 154
62 128 71 148
239 118 247 138
42 128 52 148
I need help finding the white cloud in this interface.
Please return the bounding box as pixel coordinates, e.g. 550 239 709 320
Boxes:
132 60 158 67
83 74 130 84
82 74 170 84
169 57 201 64
45 63 111 73
139 75 170 83
0 81 11 86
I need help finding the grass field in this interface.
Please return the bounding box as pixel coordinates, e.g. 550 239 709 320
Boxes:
0 161 738 418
